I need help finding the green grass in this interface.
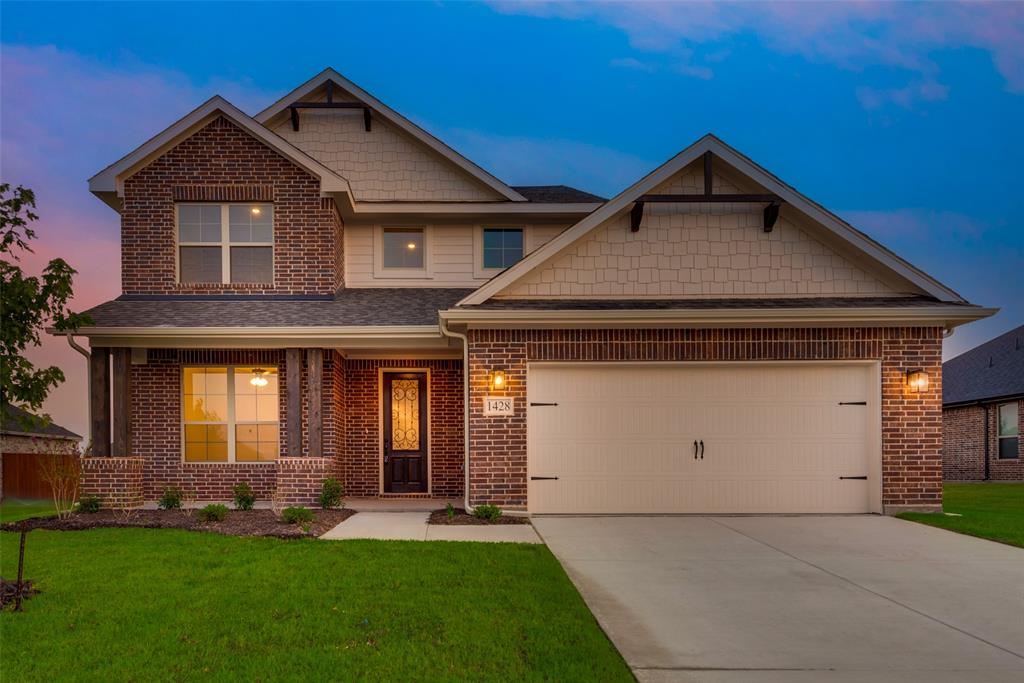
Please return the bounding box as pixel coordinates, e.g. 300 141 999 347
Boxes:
898 482 1024 548
0 529 632 682
0 498 56 524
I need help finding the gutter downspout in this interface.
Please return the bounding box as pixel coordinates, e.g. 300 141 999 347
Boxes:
983 403 990 481
439 318 472 513
66 335 91 451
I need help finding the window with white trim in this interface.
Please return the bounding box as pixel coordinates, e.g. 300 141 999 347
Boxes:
182 366 279 462
998 402 1019 459
381 227 425 269
482 227 524 269
177 204 273 284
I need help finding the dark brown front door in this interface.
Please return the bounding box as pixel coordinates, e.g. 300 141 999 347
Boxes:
383 372 428 493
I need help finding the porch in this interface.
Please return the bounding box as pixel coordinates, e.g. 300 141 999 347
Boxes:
81 345 465 507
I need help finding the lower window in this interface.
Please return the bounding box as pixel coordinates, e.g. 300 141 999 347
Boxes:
182 366 279 462
997 402 1019 459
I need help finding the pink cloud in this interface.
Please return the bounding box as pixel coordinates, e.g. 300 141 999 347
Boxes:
491 2 1024 105
1 45 278 439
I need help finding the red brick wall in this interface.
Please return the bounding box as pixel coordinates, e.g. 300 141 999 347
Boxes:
80 457 144 509
122 115 343 295
944 400 1024 481
342 359 464 498
467 327 944 512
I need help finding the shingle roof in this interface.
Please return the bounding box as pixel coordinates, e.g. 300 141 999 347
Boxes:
82 289 475 328
2 404 81 440
467 296 965 311
511 185 606 203
943 324 1024 406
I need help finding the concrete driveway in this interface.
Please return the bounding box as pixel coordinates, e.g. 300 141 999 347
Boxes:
533 516 1024 682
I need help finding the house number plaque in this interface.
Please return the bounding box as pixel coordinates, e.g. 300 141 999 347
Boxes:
483 396 514 416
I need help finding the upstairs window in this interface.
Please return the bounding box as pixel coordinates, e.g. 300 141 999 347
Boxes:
998 402 1019 459
482 228 524 269
177 204 273 284
381 227 425 269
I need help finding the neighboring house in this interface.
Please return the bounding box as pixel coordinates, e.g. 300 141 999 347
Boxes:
942 325 1023 481
1 404 82 500
62 68 994 514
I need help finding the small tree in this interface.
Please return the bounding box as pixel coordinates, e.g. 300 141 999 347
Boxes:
37 454 81 520
0 184 89 428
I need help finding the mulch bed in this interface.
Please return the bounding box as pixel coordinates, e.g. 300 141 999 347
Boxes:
1 508 355 539
428 508 532 525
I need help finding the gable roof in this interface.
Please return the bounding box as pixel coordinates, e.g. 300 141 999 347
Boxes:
89 95 352 211
460 134 967 306
512 185 606 203
2 404 81 441
943 325 1024 406
255 68 527 203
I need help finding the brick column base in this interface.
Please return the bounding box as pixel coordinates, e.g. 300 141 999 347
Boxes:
81 457 144 509
276 457 331 506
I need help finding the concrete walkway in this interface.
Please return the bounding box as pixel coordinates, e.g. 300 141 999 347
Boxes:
534 515 1024 683
321 511 542 543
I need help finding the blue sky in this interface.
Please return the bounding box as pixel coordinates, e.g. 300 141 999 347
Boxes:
2 1 1022 435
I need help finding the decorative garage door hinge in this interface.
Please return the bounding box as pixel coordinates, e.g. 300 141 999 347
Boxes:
838 476 868 480
838 401 867 405
530 476 559 481
529 402 559 407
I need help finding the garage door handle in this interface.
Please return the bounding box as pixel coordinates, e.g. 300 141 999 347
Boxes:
530 476 559 481
693 440 698 459
700 440 704 460
839 476 867 480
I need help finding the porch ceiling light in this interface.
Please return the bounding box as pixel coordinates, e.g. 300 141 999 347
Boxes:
250 369 269 387
490 369 506 390
906 368 929 393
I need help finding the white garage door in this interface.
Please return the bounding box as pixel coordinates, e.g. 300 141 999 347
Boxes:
527 363 880 514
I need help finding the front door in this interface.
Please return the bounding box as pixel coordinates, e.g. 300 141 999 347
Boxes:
383 372 428 493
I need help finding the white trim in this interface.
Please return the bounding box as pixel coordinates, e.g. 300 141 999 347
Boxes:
254 68 527 202
180 365 280 465
460 134 966 305
337 202 600 221
440 305 997 330
378 367 432 495
473 224 527 280
373 225 434 279
89 96 352 210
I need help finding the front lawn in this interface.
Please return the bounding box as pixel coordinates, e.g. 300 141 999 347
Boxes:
0 529 632 682
898 482 1024 548
0 498 56 524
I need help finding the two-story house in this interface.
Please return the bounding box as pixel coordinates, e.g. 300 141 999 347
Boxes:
66 68 994 514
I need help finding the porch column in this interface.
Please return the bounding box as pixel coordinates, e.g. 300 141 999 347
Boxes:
306 348 323 456
111 347 132 455
89 346 111 455
286 348 303 456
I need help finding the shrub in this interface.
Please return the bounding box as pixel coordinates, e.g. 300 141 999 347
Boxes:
282 506 314 524
39 454 82 520
446 503 456 520
232 482 255 511
319 478 344 509
473 504 502 521
196 504 229 522
78 494 102 514
158 486 183 510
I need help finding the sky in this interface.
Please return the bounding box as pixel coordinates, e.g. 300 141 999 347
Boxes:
2 1 1022 440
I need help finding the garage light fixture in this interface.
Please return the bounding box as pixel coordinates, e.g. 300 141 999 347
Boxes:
906 368 929 393
490 369 506 390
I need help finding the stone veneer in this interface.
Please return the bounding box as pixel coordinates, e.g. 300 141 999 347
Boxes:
467 327 944 514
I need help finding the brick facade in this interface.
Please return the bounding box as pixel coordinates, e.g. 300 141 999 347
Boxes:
943 400 1024 480
80 457 145 509
122 115 343 295
467 327 944 513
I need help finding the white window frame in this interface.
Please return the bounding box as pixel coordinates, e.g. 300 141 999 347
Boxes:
181 365 279 464
997 401 1020 460
474 225 529 279
373 225 433 279
175 203 275 285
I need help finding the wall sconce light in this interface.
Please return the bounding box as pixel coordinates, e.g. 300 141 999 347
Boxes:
906 368 929 393
490 369 506 390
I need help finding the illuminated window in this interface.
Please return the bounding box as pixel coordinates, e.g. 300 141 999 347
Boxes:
182 366 278 462
382 227 424 269
178 204 273 284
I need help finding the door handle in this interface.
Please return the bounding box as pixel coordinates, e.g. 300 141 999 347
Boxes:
693 440 698 459
700 440 704 460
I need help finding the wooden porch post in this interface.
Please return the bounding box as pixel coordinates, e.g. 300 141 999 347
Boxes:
286 348 303 456
89 347 111 456
111 347 132 456
306 349 323 457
